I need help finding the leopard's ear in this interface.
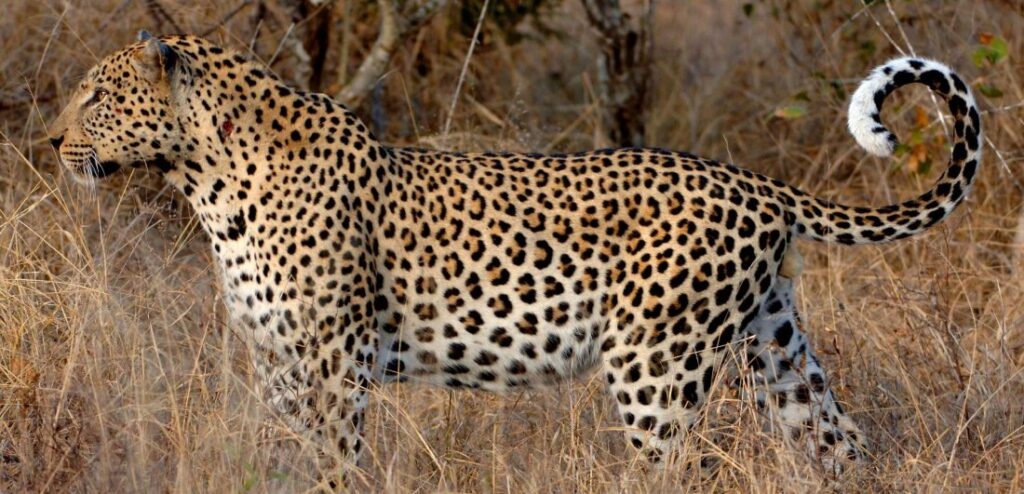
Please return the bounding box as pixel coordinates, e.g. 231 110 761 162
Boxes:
132 36 177 84
137 30 153 42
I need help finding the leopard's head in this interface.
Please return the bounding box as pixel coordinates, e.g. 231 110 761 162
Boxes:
48 31 188 180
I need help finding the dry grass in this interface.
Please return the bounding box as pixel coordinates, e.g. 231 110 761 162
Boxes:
2 0 1024 492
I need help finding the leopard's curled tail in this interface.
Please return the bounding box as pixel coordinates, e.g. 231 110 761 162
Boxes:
792 57 982 245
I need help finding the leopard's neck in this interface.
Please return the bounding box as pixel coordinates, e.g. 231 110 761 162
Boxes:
155 59 392 326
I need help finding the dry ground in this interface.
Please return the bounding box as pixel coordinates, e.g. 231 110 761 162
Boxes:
2 0 1024 492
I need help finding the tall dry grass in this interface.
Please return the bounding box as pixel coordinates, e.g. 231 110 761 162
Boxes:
2 0 1023 492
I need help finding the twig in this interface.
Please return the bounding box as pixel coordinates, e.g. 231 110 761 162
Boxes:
984 135 1022 193
883 0 915 57
862 2 907 57
337 0 353 84
883 0 949 137
268 22 298 67
443 0 488 137
980 100 1024 115
98 0 133 31
143 0 185 34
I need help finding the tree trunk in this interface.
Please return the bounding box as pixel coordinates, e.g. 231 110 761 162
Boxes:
582 0 654 148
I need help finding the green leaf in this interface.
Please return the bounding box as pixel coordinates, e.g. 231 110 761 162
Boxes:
990 36 1009 60
241 463 259 492
916 159 932 175
859 40 877 58
908 129 925 146
972 36 1009 67
773 104 807 120
976 83 1004 98
892 143 913 157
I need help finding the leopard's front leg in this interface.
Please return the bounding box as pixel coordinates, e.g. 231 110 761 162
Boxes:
252 321 375 488
229 229 379 489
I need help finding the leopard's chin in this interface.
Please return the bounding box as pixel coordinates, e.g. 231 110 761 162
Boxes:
86 161 122 178
59 150 122 180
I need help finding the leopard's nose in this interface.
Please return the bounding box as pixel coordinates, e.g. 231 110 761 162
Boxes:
49 135 64 149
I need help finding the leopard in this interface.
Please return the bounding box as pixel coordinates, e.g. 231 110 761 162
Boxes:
47 31 982 486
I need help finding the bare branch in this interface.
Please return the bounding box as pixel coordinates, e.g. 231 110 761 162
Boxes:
405 0 448 31
334 0 449 107
335 0 398 106
581 0 626 39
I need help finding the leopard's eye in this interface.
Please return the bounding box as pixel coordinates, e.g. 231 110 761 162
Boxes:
88 89 109 106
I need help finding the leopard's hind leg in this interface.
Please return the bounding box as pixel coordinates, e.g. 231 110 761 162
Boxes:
735 251 867 471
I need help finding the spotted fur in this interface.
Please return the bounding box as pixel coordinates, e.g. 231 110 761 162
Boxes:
48 34 981 484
